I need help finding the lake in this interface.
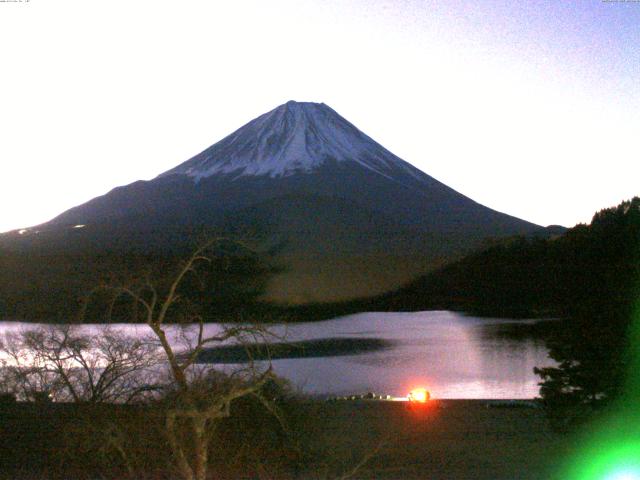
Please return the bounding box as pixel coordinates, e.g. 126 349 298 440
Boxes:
0 311 555 399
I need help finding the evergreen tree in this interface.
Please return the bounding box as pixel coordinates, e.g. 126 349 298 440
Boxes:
535 197 640 422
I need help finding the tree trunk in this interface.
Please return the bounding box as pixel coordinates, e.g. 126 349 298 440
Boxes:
193 416 209 480
166 412 196 480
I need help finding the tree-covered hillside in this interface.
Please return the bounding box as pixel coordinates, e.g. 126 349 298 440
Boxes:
382 197 640 320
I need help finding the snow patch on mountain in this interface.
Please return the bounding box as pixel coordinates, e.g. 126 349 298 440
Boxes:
159 101 425 183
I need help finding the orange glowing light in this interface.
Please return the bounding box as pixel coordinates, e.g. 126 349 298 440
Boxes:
408 387 430 403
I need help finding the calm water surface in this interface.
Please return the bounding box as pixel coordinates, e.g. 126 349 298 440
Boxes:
0 311 555 399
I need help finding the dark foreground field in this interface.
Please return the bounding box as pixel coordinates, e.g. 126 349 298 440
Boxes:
0 399 572 479
299 400 571 480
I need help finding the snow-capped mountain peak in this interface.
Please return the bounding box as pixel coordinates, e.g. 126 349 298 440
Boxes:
159 101 422 181
20 100 541 308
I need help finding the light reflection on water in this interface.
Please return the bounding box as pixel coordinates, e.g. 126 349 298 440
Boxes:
0 311 555 399
261 311 555 398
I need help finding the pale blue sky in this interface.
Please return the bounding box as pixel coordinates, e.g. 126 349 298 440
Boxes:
1 0 638 232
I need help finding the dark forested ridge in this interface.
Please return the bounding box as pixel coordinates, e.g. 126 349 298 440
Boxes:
380 197 640 320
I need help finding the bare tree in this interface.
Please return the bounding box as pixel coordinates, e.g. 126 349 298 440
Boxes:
97 239 278 480
0 324 160 403
0 239 387 480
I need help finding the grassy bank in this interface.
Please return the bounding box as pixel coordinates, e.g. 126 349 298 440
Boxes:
0 399 572 479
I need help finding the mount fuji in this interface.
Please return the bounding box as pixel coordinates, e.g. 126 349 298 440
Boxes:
3 101 542 310
160 100 426 181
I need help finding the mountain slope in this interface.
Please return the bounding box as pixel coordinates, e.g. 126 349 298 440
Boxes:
1 101 542 313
